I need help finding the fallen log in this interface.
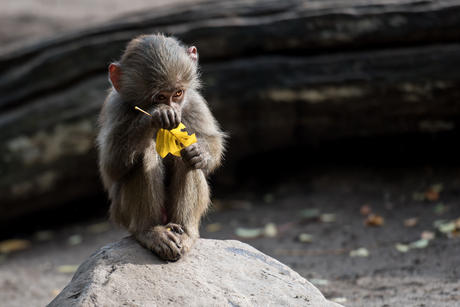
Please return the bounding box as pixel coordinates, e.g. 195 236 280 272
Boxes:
1 0 460 221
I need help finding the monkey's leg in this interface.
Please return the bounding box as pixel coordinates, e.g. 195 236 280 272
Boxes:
166 161 210 257
113 153 184 261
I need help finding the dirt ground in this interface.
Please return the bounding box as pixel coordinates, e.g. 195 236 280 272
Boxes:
1 165 459 307
1 1 460 306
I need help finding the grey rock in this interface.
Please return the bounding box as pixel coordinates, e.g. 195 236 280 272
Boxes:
48 237 343 307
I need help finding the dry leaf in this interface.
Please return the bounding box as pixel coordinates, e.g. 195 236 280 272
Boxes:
360 205 372 216
156 123 197 158
455 217 460 229
67 234 83 246
403 217 419 227
320 213 337 223
396 239 429 253
364 214 384 227
86 222 111 234
263 223 278 238
421 230 435 240
409 239 429 249
206 223 222 233
433 219 458 239
298 233 313 243
56 265 80 274
435 220 456 234
235 227 262 239
0 239 31 253
349 247 370 257
425 190 439 202
425 183 443 202
395 243 410 253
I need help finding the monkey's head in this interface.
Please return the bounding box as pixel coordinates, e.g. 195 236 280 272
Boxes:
108 34 201 107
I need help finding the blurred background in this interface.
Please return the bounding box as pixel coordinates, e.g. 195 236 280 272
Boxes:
1 0 460 306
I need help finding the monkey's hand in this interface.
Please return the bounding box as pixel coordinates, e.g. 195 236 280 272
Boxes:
142 224 184 261
181 142 208 170
150 105 181 130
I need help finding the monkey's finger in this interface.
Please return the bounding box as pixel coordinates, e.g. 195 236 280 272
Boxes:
161 111 171 129
172 225 184 235
174 111 181 128
193 160 206 170
165 231 181 246
180 149 191 161
166 223 184 235
166 109 176 130
187 155 202 164
151 112 162 127
182 146 199 160
158 241 181 261
166 109 178 129
182 153 197 164
167 246 182 261
165 234 183 253
159 231 182 254
187 155 205 168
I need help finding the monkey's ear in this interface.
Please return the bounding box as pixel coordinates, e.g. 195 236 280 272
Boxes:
187 46 198 62
109 63 123 93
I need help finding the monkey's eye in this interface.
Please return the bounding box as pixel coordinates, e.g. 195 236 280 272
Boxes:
174 90 183 97
157 94 166 100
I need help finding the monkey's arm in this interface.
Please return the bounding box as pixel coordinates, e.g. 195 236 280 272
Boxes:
181 91 227 174
97 93 155 184
196 130 226 174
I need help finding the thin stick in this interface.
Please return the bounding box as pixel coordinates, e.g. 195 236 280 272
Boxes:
134 106 152 117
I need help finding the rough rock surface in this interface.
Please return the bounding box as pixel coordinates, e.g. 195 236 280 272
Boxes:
47 237 342 307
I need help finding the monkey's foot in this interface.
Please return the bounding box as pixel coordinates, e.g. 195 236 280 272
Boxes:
139 224 184 261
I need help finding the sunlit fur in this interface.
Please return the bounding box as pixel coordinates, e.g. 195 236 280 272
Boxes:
97 33 226 261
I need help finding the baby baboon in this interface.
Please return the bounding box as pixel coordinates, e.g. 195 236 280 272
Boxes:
97 33 226 261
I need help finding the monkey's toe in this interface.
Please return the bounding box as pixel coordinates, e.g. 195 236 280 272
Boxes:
166 223 184 235
155 226 184 261
154 245 182 261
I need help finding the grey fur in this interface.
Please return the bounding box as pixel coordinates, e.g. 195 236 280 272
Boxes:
97 33 226 261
